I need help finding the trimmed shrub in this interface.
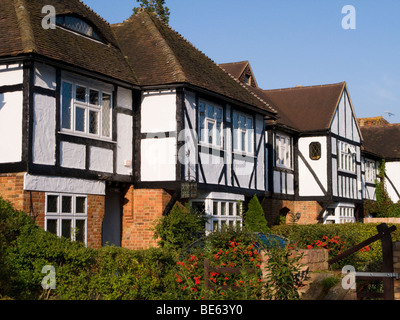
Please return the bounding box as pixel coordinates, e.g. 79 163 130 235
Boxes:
244 195 270 234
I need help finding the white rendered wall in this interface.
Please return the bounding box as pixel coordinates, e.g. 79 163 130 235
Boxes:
116 113 133 176
141 90 176 133
60 141 85 169
386 161 400 203
298 136 328 197
89 146 113 173
255 114 265 191
32 94 56 165
141 137 176 181
34 64 56 90
182 91 197 181
117 86 133 110
0 63 23 86
0 91 23 163
24 173 105 195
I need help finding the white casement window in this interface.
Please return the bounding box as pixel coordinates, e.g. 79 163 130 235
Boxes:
365 159 377 183
199 100 223 148
61 81 112 139
233 112 254 154
207 200 243 232
323 204 355 224
45 193 88 245
338 141 356 173
275 133 292 169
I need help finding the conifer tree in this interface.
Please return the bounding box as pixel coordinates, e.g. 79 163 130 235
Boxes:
132 0 170 24
244 195 270 234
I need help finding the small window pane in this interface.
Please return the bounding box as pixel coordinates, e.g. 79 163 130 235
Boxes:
102 93 111 137
89 110 99 135
75 220 85 243
76 197 86 214
216 108 222 122
89 89 99 105
62 196 72 214
229 203 234 216
47 219 57 235
213 202 218 216
221 202 226 216
310 142 321 160
47 195 58 213
62 220 71 239
216 122 222 146
241 131 246 151
76 86 86 102
75 107 86 132
207 105 214 118
213 220 218 232
61 82 72 129
208 122 214 144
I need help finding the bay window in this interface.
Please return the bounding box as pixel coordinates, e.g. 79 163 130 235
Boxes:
365 159 377 183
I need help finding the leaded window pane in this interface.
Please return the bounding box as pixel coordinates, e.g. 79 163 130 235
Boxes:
89 89 99 105
62 219 71 239
47 219 57 235
76 197 86 214
89 110 99 135
61 82 72 129
75 220 86 243
102 93 111 137
47 195 58 213
62 196 72 214
76 86 86 102
75 107 85 132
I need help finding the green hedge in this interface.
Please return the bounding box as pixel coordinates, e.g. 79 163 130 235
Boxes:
271 223 400 271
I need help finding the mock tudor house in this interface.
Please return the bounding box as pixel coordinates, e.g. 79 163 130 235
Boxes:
359 118 400 204
111 12 277 235
221 62 368 225
1 0 399 251
0 0 279 249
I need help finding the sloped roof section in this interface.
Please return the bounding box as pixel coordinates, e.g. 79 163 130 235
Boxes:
361 124 400 160
0 0 138 85
219 61 249 80
112 12 276 115
261 82 346 132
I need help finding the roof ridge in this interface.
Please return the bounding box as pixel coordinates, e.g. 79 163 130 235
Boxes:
264 81 346 92
13 0 37 53
152 20 276 113
143 12 187 83
77 0 111 26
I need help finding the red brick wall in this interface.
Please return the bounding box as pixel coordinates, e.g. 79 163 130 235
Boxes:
121 186 172 250
0 172 105 248
262 198 322 226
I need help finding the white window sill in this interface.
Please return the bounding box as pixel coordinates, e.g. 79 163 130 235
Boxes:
59 131 116 144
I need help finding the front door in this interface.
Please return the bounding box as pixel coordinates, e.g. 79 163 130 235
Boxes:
102 188 121 246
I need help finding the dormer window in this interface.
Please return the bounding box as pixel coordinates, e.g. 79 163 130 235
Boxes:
56 15 102 42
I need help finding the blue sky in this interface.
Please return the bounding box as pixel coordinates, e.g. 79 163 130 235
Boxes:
83 0 400 124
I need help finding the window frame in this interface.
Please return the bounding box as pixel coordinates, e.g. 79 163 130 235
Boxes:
365 159 377 183
309 142 322 161
45 193 88 245
338 141 356 173
61 80 113 140
275 133 292 169
198 100 224 148
206 200 243 233
233 111 254 155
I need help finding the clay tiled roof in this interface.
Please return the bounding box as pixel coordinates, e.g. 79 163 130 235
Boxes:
112 12 276 116
219 61 249 80
361 124 400 160
0 0 138 85
260 82 346 132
